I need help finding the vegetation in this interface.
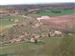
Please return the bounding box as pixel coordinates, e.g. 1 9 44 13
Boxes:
37 8 75 16
0 15 24 27
0 7 75 56
52 35 75 56
0 35 75 56
0 37 64 56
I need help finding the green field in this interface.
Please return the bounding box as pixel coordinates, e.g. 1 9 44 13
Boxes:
37 8 75 16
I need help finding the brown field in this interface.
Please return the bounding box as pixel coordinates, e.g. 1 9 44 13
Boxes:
41 14 75 30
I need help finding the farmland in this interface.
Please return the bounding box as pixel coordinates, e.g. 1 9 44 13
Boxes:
0 3 75 56
0 8 75 29
37 8 75 16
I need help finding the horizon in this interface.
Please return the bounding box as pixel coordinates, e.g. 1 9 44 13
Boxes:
0 2 75 6
0 0 75 5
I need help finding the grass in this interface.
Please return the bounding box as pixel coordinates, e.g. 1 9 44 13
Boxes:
0 15 24 27
0 35 75 56
37 8 75 16
52 35 75 56
0 15 24 32
0 37 74 56
0 37 63 56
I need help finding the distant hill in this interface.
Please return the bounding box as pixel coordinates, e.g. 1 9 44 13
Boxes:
0 3 75 10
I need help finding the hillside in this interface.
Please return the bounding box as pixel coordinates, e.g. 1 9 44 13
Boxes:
0 3 75 56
